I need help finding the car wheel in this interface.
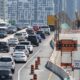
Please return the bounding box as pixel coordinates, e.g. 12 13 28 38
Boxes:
11 69 15 74
48 33 50 35
29 51 33 54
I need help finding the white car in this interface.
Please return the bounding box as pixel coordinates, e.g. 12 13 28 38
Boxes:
21 32 28 38
19 41 33 53
14 45 29 56
13 51 27 62
8 38 19 46
14 32 25 41
0 55 15 74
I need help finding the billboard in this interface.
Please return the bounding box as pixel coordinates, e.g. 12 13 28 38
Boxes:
47 15 57 26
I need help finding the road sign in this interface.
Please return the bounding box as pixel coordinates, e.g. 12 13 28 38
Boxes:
50 40 54 49
72 60 80 69
56 39 77 52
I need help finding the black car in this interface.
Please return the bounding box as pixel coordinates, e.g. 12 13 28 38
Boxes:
7 26 17 34
0 31 7 38
36 31 46 39
27 35 39 46
0 68 13 80
26 28 35 35
0 42 9 53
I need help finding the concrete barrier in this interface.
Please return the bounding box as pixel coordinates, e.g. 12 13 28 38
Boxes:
45 61 69 80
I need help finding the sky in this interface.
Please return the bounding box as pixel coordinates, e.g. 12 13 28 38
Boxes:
54 0 80 20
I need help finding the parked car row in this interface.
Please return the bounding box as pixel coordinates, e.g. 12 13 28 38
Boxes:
0 26 51 80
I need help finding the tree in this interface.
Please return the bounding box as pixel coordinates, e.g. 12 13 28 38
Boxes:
9 20 16 25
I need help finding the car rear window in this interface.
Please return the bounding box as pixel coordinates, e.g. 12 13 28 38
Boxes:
15 33 22 36
0 42 7 45
0 57 12 62
20 42 29 45
15 46 25 49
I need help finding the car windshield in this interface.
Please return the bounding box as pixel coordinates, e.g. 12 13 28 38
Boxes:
15 46 25 49
20 42 29 45
15 53 24 54
0 57 12 62
41 26 49 28
28 36 36 40
0 45 8 48
0 42 7 45
0 70 11 75
8 27 14 29
15 33 22 36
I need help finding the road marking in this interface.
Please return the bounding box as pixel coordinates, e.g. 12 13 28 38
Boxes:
18 49 41 80
48 73 53 80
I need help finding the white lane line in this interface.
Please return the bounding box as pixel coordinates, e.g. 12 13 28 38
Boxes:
18 48 41 80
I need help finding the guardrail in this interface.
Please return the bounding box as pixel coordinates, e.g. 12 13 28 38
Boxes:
45 61 70 80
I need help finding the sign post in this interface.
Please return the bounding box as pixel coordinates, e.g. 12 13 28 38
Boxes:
56 39 77 67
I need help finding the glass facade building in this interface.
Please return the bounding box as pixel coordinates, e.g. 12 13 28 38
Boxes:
7 0 55 26
0 0 8 20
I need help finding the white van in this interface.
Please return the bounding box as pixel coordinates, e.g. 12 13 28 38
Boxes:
40 26 50 35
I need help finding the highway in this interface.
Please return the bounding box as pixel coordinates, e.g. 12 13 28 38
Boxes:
0 29 61 80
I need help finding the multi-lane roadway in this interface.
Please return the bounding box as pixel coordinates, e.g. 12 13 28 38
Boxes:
0 29 61 80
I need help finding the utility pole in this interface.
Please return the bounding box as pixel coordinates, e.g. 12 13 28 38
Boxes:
57 0 61 40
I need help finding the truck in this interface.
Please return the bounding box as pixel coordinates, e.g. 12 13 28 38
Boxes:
47 15 57 31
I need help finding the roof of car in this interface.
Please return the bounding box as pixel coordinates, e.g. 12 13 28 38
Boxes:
14 51 25 53
0 55 12 58
0 67 11 70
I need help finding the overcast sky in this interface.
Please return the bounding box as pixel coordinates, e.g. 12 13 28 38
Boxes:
54 0 80 20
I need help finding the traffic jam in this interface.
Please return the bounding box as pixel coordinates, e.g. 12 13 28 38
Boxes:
0 25 51 80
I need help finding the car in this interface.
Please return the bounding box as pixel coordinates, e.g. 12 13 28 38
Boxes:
21 32 28 38
27 35 39 46
7 26 17 34
8 38 19 46
0 68 13 80
13 51 27 62
36 34 42 43
0 55 15 74
40 26 51 35
14 32 25 41
0 41 10 53
0 27 8 38
19 41 33 53
0 31 7 38
36 31 46 39
14 45 29 56
26 28 35 35
17 25 25 30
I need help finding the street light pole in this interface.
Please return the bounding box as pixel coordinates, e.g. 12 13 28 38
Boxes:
57 0 60 40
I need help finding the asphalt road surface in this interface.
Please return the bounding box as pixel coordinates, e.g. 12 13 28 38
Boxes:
12 33 60 80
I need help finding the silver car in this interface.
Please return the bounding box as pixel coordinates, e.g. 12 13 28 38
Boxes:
0 55 15 74
8 38 19 46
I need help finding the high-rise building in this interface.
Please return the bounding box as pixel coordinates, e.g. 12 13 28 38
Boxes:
0 0 8 20
7 0 55 26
